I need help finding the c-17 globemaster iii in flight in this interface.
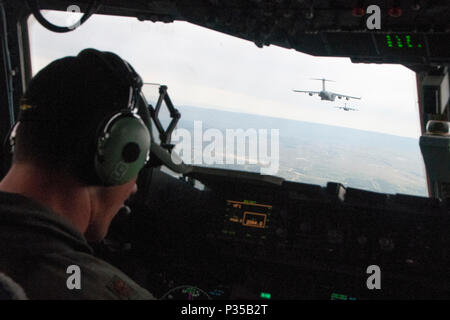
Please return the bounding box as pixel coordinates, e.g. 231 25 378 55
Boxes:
293 78 361 102
335 103 358 111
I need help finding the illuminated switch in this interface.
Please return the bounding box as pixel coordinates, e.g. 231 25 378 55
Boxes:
379 237 395 252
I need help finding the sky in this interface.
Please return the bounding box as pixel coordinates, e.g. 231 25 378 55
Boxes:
28 10 422 138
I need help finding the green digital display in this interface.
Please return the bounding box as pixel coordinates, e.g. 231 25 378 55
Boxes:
331 293 348 300
331 292 357 300
260 292 271 299
385 34 423 49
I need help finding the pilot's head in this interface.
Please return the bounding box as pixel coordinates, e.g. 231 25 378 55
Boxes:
8 48 151 240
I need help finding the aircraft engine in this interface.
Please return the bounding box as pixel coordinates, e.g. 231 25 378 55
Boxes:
309 93 313 96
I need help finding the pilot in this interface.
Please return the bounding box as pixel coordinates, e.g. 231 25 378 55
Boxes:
0 48 155 299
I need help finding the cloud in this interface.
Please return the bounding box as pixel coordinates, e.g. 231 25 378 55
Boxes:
28 11 421 138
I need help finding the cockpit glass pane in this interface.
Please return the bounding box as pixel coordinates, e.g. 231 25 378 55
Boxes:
28 10 427 196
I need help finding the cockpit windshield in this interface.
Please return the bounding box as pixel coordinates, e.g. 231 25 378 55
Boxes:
28 10 427 196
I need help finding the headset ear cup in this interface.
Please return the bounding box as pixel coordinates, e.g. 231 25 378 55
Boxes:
95 114 150 186
2 122 20 175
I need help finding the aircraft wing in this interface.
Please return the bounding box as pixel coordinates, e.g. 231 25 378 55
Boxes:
333 92 361 100
334 106 358 111
293 90 321 95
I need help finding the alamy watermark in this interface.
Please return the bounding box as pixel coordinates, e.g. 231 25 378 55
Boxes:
366 265 381 290
66 265 81 290
170 121 280 176
66 5 82 30
366 5 381 30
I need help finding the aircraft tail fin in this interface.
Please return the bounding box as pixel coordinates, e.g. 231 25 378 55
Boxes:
310 78 335 91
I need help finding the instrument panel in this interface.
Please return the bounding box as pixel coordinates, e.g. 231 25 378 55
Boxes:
223 200 272 239
106 168 450 300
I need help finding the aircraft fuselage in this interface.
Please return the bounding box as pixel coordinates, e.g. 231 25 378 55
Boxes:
319 90 335 101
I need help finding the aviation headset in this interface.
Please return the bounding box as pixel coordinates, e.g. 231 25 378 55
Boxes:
6 49 151 186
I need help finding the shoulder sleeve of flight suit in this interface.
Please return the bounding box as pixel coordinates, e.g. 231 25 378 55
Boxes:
23 251 156 300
